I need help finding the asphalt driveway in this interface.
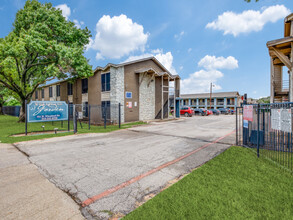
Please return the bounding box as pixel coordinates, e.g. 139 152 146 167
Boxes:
16 115 235 219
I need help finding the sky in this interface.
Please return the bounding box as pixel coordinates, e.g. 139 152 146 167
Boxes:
1 0 293 98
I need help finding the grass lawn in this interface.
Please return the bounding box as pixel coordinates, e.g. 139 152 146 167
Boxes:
0 115 145 143
124 147 293 219
248 147 293 171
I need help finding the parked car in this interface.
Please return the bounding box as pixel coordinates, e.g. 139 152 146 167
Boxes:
193 108 206 116
207 109 213 115
210 109 220 115
227 108 235 114
180 107 194 117
202 109 213 116
218 108 229 115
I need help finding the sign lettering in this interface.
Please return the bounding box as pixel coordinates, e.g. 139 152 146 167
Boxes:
28 101 68 123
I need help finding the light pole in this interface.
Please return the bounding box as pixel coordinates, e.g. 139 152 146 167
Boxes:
210 83 215 109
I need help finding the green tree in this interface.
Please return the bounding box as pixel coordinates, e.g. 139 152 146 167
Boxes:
0 0 92 121
0 85 7 114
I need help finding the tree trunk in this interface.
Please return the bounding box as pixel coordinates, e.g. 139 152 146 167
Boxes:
18 100 26 122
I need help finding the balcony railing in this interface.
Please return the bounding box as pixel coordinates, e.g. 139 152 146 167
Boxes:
274 80 289 92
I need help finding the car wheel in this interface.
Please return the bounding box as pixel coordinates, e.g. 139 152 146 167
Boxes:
184 112 189 117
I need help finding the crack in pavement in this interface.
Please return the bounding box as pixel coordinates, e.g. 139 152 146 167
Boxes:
128 129 235 146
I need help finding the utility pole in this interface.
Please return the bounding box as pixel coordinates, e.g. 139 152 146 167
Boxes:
209 83 216 109
210 83 214 109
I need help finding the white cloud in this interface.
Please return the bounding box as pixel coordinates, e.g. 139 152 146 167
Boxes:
181 74 222 94
174 31 185 41
55 4 71 20
181 55 239 94
88 14 149 59
73 19 84 28
206 5 290 36
179 66 183 70
155 52 177 75
151 48 163 54
198 55 238 70
188 48 192 53
125 50 177 75
95 53 104 60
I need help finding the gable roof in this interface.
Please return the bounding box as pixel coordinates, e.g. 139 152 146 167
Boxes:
94 56 180 79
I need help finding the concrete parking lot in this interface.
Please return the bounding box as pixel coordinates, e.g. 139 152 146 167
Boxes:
15 115 235 219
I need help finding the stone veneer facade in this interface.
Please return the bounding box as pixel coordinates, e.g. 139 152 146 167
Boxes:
110 66 125 123
139 73 155 121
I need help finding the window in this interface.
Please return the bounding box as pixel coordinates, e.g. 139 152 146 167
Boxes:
101 73 110 92
49 87 53 97
102 101 111 119
35 90 38 99
41 89 44 98
217 98 224 105
82 78 88 94
67 82 73 95
56 85 60 97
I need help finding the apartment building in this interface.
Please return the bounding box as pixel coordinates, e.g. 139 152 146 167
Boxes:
32 57 181 123
180 91 240 110
267 13 293 103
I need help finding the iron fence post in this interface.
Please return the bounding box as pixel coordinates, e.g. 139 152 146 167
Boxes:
25 99 27 136
73 104 77 134
67 102 70 132
88 104 91 130
257 104 260 158
119 103 121 129
236 107 238 145
104 104 107 129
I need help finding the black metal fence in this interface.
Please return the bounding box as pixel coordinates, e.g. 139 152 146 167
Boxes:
236 103 293 172
69 103 122 131
3 106 21 117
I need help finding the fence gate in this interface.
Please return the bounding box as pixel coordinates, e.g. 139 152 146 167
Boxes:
236 103 293 172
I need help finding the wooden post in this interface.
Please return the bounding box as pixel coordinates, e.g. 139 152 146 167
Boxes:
270 58 274 103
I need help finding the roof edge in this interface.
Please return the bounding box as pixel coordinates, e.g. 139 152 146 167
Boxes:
94 56 181 79
285 13 293 23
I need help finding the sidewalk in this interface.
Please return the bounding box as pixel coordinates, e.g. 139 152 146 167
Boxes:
0 143 84 220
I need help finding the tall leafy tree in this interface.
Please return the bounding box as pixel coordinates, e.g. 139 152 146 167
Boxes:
0 85 7 115
0 0 92 121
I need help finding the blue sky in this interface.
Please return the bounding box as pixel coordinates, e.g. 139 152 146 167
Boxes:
1 0 293 98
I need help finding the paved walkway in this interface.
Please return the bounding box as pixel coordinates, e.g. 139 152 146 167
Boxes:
0 144 84 220
15 115 236 219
